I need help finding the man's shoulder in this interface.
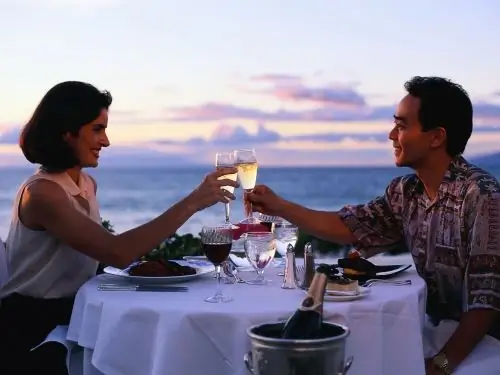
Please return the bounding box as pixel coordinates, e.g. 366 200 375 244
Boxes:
455 159 500 196
386 173 419 195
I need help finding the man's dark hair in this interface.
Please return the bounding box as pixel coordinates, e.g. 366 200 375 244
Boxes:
19 81 112 171
404 76 473 157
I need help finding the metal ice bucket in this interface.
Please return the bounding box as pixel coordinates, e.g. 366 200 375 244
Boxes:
244 321 353 375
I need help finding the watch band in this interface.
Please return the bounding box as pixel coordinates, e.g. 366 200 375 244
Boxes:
432 353 452 374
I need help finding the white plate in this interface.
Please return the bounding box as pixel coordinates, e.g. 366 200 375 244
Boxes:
323 287 371 302
182 256 214 268
103 260 213 285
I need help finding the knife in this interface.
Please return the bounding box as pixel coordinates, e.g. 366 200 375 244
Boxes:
98 283 188 292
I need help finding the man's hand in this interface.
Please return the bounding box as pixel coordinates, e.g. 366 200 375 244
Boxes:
245 185 286 216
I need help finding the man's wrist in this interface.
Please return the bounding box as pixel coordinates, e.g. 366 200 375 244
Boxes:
432 352 453 374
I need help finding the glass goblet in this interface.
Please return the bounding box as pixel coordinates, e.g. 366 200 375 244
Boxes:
243 231 276 285
200 225 233 303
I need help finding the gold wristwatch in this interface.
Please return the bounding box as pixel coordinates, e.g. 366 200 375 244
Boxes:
432 353 452 374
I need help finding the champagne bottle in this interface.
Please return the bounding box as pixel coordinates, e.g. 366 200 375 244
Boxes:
280 264 330 339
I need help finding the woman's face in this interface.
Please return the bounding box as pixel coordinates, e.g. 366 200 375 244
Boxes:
65 109 111 168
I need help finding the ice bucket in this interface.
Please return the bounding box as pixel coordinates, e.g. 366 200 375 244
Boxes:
244 321 353 375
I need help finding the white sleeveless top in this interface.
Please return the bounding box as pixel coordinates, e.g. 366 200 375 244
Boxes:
0 169 100 299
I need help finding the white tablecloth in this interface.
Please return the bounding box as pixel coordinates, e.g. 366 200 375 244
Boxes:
67 266 427 375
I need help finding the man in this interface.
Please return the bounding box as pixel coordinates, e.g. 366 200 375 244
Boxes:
247 76 500 374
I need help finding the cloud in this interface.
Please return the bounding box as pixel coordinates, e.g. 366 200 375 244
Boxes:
271 85 366 108
166 102 394 123
165 99 500 124
164 73 500 124
18 0 121 8
0 127 20 144
250 74 366 108
250 74 302 84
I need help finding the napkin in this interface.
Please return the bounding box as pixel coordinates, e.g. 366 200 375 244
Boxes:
231 221 270 240
228 254 252 269
31 325 79 372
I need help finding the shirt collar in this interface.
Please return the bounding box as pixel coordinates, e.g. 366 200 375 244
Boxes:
38 168 87 198
408 155 468 198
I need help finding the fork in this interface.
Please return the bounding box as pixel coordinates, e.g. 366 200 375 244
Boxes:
360 279 412 287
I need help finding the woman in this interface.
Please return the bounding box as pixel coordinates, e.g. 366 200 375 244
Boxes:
0 81 238 375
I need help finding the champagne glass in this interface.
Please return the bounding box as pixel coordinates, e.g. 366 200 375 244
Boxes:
243 231 276 285
234 148 258 223
215 152 237 226
200 225 233 303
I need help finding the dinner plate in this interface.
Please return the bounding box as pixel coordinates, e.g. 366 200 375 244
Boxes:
335 264 412 281
182 256 213 268
324 286 371 302
103 260 213 285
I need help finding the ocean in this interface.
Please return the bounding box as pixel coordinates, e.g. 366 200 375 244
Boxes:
2 165 500 240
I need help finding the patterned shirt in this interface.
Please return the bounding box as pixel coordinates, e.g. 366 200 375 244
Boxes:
338 156 500 339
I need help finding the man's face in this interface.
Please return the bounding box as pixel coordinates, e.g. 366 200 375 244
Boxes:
389 94 445 168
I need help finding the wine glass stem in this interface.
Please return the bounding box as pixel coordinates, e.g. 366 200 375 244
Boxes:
215 265 223 297
244 190 253 220
224 202 231 224
256 269 264 282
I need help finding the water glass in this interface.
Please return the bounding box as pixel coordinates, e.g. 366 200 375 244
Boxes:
243 232 276 285
200 225 233 303
274 221 298 264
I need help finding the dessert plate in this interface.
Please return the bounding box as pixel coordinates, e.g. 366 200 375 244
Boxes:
324 286 371 302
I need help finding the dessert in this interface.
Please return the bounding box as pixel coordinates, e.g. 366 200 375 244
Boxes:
128 259 196 277
340 250 371 277
326 275 359 294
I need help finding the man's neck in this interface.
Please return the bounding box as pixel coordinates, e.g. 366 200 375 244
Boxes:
415 155 454 200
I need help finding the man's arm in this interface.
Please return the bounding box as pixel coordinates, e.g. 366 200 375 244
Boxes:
432 189 500 372
276 178 405 257
275 201 356 244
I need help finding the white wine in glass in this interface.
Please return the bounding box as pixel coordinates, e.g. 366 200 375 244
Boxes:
215 152 237 226
234 148 258 223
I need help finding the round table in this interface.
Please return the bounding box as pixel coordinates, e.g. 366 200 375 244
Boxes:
67 265 427 375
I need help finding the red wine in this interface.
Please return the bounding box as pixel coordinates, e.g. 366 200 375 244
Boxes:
203 243 232 265
280 265 330 339
259 221 275 232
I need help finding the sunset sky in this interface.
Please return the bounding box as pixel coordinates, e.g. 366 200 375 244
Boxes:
1 0 500 166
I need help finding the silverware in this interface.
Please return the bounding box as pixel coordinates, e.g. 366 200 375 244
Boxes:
98 283 188 292
360 279 412 287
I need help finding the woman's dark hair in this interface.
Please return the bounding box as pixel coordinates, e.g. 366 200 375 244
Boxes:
404 76 473 157
20 81 112 171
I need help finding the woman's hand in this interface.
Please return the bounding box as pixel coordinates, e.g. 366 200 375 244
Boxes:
188 167 239 211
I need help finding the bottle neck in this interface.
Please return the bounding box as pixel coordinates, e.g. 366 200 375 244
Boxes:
299 272 328 313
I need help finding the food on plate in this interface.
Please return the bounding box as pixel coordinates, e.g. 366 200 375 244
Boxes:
339 250 375 277
129 259 196 277
326 275 359 294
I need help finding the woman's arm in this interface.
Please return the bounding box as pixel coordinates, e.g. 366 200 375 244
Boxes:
22 168 238 268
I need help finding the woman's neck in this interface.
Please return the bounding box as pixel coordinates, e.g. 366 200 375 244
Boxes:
65 167 82 185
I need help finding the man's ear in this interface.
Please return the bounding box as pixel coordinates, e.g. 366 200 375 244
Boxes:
430 127 447 149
